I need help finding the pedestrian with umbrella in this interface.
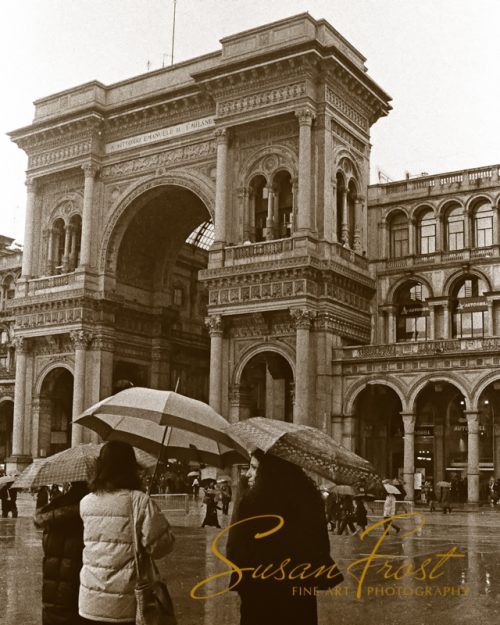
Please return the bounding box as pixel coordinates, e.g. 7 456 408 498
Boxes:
225 440 344 625
34 481 89 625
383 482 401 534
78 441 175 625
437 481 452 514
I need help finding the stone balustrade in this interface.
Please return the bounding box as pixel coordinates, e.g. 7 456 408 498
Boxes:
382 245 498 271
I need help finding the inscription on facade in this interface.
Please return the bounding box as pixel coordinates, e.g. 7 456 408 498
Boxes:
105 117 215 154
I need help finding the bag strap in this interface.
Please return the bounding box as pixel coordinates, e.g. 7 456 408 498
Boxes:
129 492 147 583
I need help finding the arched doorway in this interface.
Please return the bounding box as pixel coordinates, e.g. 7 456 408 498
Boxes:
239 352 294 422
38 368 73 457
476 381 500 498
112 184 212 400
0 399 13 468
353 385 403 480
414 381 467 501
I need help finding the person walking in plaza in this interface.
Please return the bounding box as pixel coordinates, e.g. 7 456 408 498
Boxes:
440 484 452 514
337 495 357 535
219 480 232 515
5 487 18 518
226 450 343 625
79 441 175 625
201 484 221 528
0 485 9 518
353 496 368 532
325 491 341 532
34 481 89 625
383 492 401 534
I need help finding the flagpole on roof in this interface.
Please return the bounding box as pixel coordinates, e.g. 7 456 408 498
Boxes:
171 0 177 65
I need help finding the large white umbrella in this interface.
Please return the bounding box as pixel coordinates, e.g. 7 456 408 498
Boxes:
76 387 246 456
75 412 246 468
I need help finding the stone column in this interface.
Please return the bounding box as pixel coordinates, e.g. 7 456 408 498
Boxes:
295 108 315 233
429 305 436 340
494 423 500 480
46 227 55 275
10 337 31 459
214 128 229 245
466 411 480 504
70 330 93 446
79 163 99 268
331 415 343 444
402 413 416 501
408 218 416 256
387 307 396 343
341 188 349 246
265 187 274 240
378 221 388 259
342 416 356 451
241 188 250 242
487 301 495 336
464 210 471 248
205 315 224 413
21 177 37 278
442 303 450 339
290 307 316 425
61 223 73 273
353 197 364 253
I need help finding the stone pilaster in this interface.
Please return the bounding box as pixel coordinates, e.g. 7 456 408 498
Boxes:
9 337 32 466
290 307 316 425
70 330 93 446
341 187 349 246
342 416 356 451
205 315 224 413
214 128 229 245
466 411 480 504
295 108 315 233
79 162 99 268
402 413 416 501
21 177 37 278
353 196 364 253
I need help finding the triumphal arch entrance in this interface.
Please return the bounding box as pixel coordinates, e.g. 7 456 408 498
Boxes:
7 13 390 469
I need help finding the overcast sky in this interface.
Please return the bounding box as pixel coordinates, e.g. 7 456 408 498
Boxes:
1 0 499 242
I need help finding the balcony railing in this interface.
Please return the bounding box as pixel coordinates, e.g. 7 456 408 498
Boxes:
380 245 498 271
26 272 77 294
343 337 500 359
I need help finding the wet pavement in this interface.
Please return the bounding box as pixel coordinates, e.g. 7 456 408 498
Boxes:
1 497 499 625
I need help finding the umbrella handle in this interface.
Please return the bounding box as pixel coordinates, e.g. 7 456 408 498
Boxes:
147 378 180 495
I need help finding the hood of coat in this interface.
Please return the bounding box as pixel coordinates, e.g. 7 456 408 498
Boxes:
34 483 88 529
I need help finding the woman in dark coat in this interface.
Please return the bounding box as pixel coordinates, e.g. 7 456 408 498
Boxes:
226 450 343 625
201 486 221 528
34 481 88 625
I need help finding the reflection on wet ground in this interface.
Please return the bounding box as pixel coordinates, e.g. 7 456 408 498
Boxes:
1 501 499 625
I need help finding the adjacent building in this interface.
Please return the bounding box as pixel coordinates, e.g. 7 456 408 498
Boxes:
3 14 499 503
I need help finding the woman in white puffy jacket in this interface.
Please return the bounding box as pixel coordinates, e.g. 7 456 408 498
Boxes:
79 441 175 624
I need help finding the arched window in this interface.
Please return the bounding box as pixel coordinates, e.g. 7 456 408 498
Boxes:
473 204 494 248
389 212 409 258
52 219 65 274
347 180 357 249
273 171 293 238
451 276 488 338
336 172 345 244
445 206 464 251
417 209 436 254
69 214 82 271
395 281 429 342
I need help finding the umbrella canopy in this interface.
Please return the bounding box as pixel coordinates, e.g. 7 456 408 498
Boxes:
77 387 244 452
437 480 451 488
331 484 357 496
0 475 17 492
12 444 156 490
383 482 401 495
187 470 200 478
225 417 382 491
76 413 245 467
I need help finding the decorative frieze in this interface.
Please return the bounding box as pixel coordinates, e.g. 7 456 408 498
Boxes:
101 140 216 179
326 87 368 130
29 140 93 169
217 82 306 117
331 121 366 154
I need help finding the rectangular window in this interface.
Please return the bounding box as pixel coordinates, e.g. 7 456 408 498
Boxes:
476 216 493 248
420 224 436 254
448 219 464 250
455 311 484 338
391 228 409 258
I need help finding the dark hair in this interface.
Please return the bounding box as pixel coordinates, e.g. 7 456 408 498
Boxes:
239 449 323 516
90 441 143 493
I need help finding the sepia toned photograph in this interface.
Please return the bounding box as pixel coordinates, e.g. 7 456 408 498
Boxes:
0 1 499 623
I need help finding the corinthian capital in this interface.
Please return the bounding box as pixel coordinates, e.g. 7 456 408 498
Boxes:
401 413 416 434
205 315 223 336
82 162 100 179
295 108 316 127
25 177 37 192
12 336 30 353
70 330 94 350
214 127 229 145
290 307 316 330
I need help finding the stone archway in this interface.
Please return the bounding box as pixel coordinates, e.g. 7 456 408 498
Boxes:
103 182 214 401
234 351 294 423
36 367 74 457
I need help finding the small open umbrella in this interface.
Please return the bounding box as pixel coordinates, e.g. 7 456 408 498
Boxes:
437 480 451 488
383 482 401 495
187 470 200 478
0 475 17 492
225 417 382 491
12 444 156 490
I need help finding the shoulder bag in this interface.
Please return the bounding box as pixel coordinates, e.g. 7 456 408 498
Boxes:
129 493 177 625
